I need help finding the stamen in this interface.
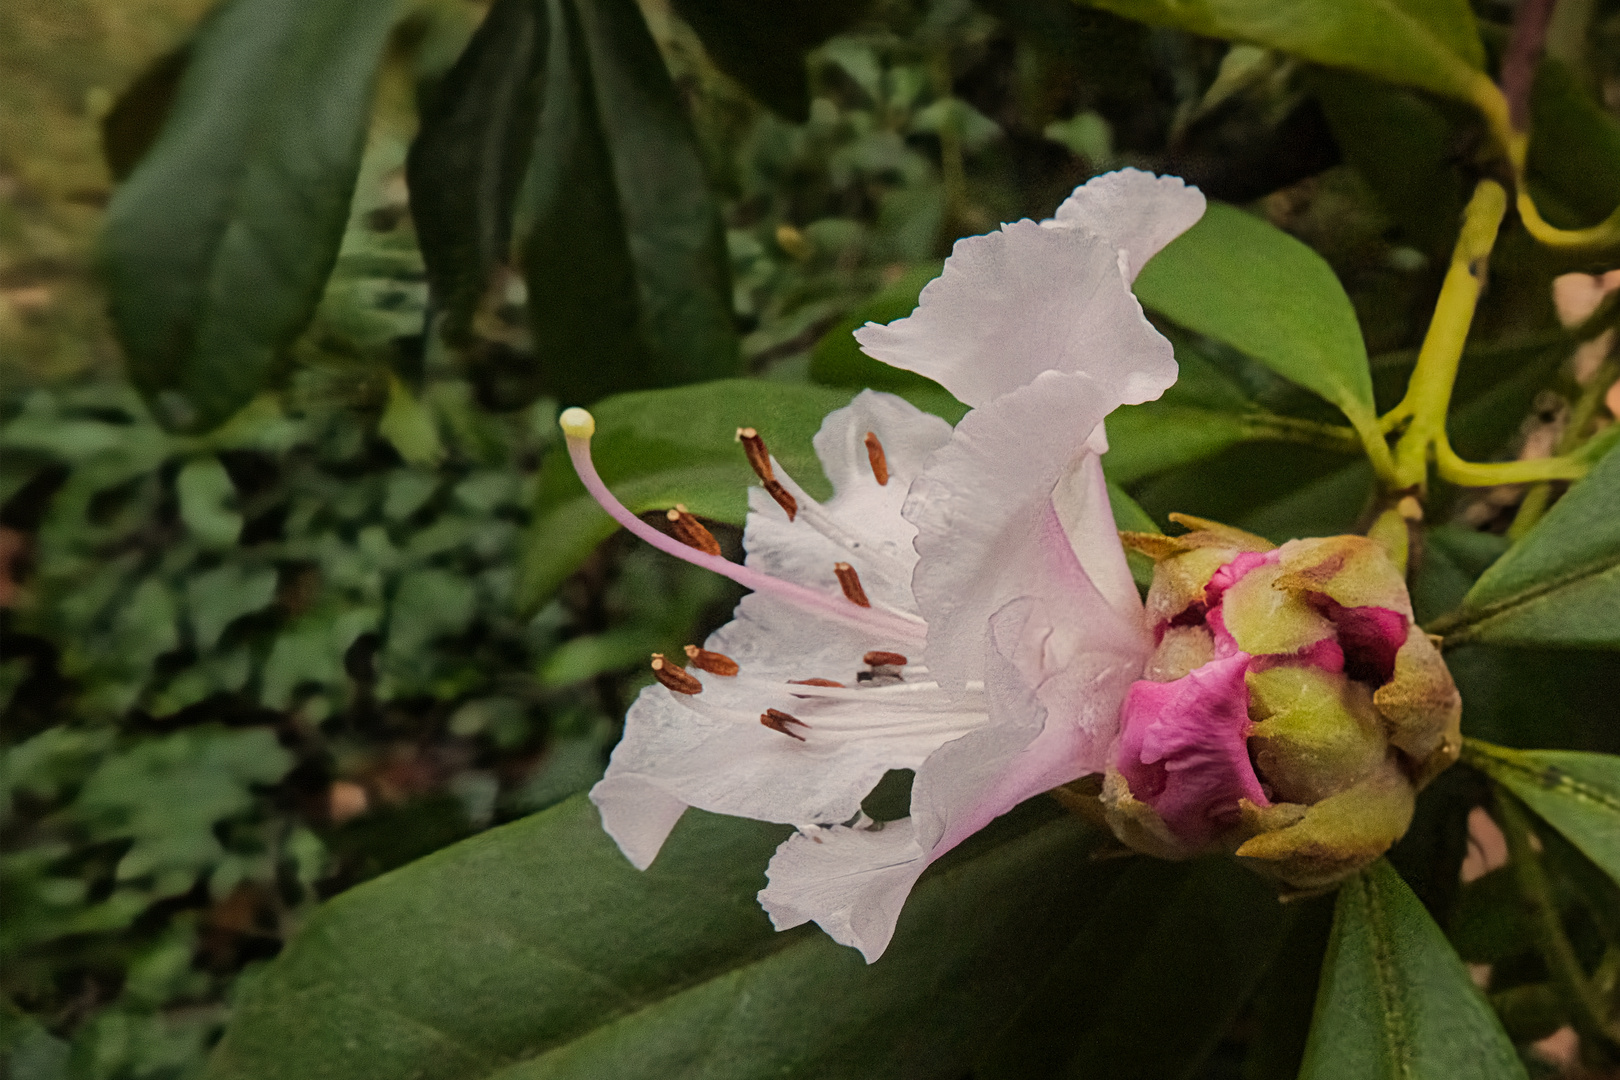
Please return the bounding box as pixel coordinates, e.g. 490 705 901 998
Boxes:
561 409 924 642
684 644 739 677
834 562 871 607
651 653 702 695
666 504 721 556
769 468 913 583
736 427 775 482
864 650 908 667
789 678 844 687
864 431 889 486
763 479 799 521
761 708 809 741
737 427 798 519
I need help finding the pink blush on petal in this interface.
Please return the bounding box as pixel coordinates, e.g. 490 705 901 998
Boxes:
1204 550 1277 607
1313 600 1407 686
1115 653 1269 847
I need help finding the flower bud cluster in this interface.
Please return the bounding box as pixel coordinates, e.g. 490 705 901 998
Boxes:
1102 517 1461 889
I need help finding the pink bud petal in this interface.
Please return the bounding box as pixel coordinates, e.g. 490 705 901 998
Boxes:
1314 599 1408 686
1115 653 1269 848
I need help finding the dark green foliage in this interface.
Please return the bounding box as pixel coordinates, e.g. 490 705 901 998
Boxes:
1300 861 1527 1080
671 0 873 122
12 0 1620 1075
206 796 1111 1080
514 0 740 403
407 0 548 342
99 0 401 433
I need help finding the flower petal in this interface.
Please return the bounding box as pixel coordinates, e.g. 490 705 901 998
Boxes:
758 377 1157 962
1115 652 1268 848
591 392 974 869
1048 168 1207 283
759 820 928 963
853 222 1176 409
758 600 1144 963
906 370 1149 697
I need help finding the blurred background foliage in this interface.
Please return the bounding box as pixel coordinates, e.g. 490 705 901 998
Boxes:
3 0 1620 1076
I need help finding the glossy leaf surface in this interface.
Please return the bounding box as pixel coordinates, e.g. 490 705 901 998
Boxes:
207 795 1112 1080
1464 742 1620 887
980 858 1290 1080
1086 0 1485 103
100 0 400 432
1134 203 1378 435
408 0 547 340
516 0 739 404
1445 446 1620 648
1299 860 1526 1080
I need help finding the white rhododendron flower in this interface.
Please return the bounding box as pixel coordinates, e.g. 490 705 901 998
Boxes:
561 169 1206 961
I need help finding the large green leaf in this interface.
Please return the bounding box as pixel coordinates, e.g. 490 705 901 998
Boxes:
1440 446 1620 648
408 0 548 341
515 0 739 404
1134 203 1379 439
979 858 1290 1080
1463 742 1620 888
206 794 1115 1080
100 0 401 432
1084 0 1485 103
520 380 854 608
1298 860 1526 1080
671 0 872 122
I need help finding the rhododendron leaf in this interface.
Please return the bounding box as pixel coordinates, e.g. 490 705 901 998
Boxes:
1445 445 1620 648
512 0 741 404
1464 743 1620 888
100 0 401 432
1299 860 1526 1080
206 794 1116 1080
978 859 1289 1080
1134 203 1378 436
1085 0 1484 104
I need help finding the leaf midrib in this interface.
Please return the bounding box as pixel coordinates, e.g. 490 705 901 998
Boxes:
1436 546 1620 641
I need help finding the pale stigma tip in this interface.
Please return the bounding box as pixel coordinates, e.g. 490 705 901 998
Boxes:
559 407 595 439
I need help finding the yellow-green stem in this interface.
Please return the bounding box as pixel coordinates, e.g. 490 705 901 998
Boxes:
1471 75 1620 251
1387 180 1508 489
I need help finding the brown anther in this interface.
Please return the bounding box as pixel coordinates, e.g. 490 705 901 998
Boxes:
864 431 889 486
650 653 702 695
834 562 870 607
864 650 908 667
789 678 845 688
666 504 722 556
684 644 739 677
736 427 775 483
761 708 809 741
763 479 798 521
